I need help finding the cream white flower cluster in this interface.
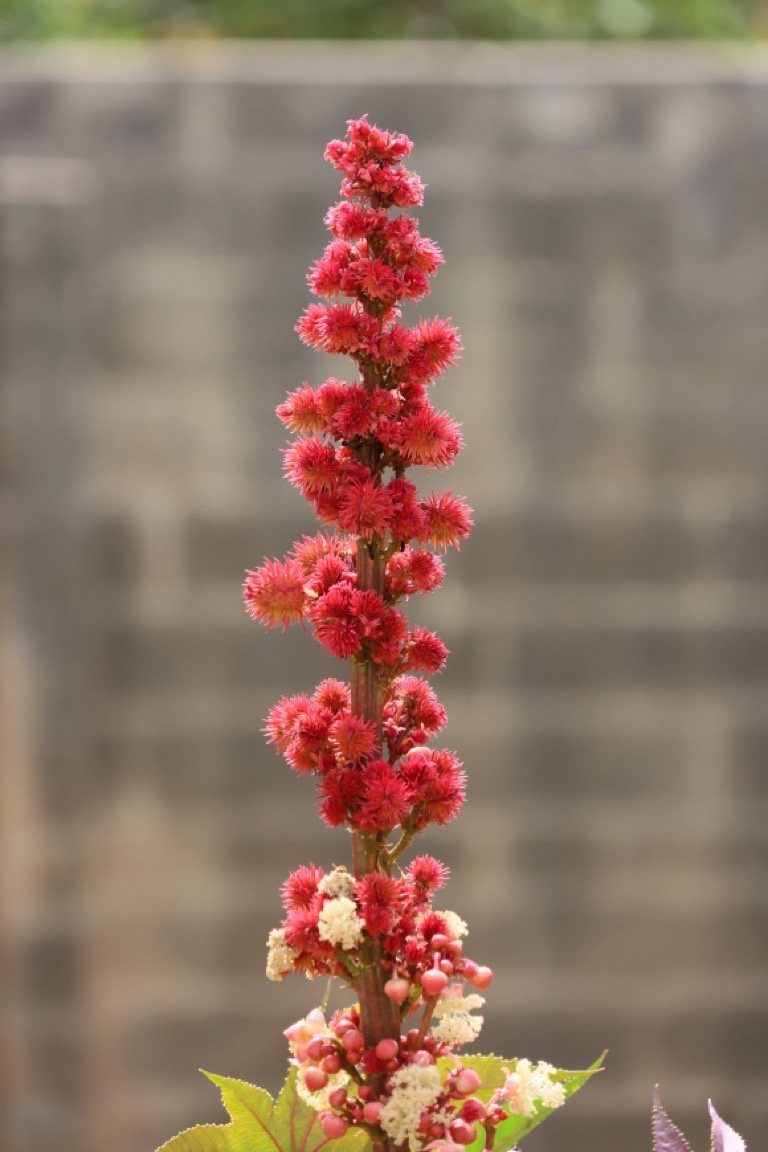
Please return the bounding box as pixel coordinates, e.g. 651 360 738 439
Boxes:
265 927 300 982
430 989 485 1048
317 896 364 950
435 909 468 938
317 866 356 899
500 1058 566 1117
379 1064 444 1150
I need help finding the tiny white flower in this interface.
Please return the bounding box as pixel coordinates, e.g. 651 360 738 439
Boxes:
500 1058 565 1118
433 991 485 1017
380 1064 443 1151
430 1012 484 1048
317 896 364 950
435 909 468 938
266 927 299 981
318 866 356 899
431 989 484 1048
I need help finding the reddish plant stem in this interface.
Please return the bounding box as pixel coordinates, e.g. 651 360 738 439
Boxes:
349 289 401 1143
351 537 401 1051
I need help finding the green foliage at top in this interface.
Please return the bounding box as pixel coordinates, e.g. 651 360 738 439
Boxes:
0 0 765 42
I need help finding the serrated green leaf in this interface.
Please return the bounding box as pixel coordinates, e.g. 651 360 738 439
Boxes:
155 1068 371 1152
269 1068 369 1152
437 1050 605 1152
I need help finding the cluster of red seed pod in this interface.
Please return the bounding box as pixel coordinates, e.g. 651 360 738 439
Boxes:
248 115 497 1152
270 856 493 986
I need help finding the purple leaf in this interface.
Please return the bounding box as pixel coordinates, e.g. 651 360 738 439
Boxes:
653 1087 694 1152
709 1100 746 1152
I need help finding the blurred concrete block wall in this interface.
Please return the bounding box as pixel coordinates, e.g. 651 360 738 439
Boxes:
2 42 768 1152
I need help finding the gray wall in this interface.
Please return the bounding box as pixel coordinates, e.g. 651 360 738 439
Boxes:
2 42 768 1152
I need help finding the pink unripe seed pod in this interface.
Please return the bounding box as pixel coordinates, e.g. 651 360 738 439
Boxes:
384 977 411 1005
375 1038 399 1062
440 959 454 975
363 1101 383 1125
305 1036 326 1062
460 1098 486 1123
341 1028 365 1051
322 1054 342 1075
459 959 478 979
421 968 449 997
468 965 493 990
450 1120 478 1145
430 934 450 952
327 1087 348 1109
345 1049 362 1066
454 1068 482 1096
303 1066 329 1093
319 1113 349 1140
412 1049 435 1067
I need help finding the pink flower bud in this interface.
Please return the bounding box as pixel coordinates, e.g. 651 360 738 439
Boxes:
468 966 493 990
334 1017 355 1037
460 1099 486 1123
430 934 450 952
303 1066 329 1092
454 1068 482 1096
363 1101 383 1124
341 1028 365 1051
319 1113 349 1139
375 1038 399 1062
328 1087 348 1109
421 968 449 997
305 1036 326 1062
449 1121 477 1146
384 977 411 1004
322 1054 342 1075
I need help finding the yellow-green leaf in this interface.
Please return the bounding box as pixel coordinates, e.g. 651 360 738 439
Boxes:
155 1068 371 1152
436 1050 605 1152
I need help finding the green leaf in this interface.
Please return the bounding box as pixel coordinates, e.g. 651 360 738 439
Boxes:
155 1068 371 1152
436 1051 605 1152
